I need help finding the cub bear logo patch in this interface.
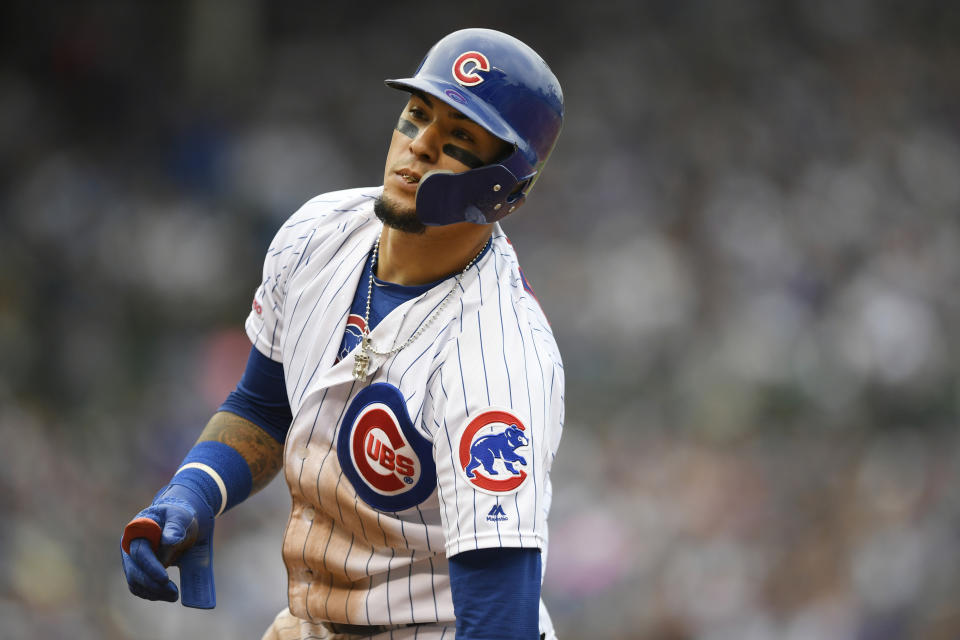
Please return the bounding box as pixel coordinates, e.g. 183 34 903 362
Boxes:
458 409 531 495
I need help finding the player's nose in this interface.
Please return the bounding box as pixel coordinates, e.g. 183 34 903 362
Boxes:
408 123 441 163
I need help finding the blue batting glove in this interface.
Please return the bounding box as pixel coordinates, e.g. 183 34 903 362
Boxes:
120 483 217 608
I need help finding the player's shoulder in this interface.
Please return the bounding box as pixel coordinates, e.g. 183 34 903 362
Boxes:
435 229 564 399
267 186 379 247
283 186 381 230
260 186 379 270
486 228 543 316
301 186 382 213
478 228 562 361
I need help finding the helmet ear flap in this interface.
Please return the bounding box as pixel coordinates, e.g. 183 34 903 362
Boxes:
506 179 530 204
415 164 529 225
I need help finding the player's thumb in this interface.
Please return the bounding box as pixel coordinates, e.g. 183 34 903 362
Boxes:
160 508 198 548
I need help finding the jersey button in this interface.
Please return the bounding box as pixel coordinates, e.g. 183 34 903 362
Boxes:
302 507 315 520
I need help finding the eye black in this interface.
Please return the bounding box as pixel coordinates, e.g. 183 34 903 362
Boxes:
396 119 419 139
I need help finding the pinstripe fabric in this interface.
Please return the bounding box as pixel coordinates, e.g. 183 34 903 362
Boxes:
247 187 563 638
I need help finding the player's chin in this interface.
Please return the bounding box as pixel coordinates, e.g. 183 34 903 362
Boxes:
374 195 427 235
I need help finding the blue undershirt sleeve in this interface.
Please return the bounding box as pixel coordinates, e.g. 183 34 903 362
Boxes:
449 547 542 640
218 346 293 443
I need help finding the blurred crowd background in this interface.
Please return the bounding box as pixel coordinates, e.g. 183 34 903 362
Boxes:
2 1 959 639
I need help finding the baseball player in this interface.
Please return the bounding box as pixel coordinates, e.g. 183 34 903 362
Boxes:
121 28 565 640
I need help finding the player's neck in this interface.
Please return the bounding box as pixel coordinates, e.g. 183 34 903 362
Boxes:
376 224 493 286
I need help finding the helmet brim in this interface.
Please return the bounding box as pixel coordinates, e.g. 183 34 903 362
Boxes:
385 76 532 164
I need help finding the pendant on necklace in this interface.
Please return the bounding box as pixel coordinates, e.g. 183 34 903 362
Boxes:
353 337 371 381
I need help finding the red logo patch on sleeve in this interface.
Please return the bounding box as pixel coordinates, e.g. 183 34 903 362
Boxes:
458 409 531 495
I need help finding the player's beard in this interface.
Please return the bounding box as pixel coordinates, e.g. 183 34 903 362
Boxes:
374 195 427 235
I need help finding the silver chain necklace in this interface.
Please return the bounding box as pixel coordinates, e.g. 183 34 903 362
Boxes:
352 230 490 381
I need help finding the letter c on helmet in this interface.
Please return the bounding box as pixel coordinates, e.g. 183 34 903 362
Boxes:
452 51 490 86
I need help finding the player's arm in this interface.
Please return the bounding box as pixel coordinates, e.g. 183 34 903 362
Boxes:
120 346 291 608
193 410 284 492
449 547 542 640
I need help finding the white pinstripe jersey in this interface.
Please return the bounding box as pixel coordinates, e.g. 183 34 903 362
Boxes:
245 186 564 636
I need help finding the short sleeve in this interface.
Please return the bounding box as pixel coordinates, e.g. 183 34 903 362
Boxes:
245 206 322 361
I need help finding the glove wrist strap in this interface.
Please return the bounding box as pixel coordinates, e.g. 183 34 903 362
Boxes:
168 441 253 516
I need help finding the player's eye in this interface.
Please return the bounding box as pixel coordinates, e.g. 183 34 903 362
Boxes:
408 106 428 121
452 129 475 144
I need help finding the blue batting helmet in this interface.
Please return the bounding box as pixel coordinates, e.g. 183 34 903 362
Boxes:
385 28 564 226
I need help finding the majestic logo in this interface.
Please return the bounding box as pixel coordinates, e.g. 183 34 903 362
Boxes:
337 383 436 511
487 504 508 522
452 51 490 87
458 409 531 495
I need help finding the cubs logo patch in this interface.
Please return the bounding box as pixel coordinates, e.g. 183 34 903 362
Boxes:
458 409 530 495
452 51 490 87
337 313 367 363
337 383 436 512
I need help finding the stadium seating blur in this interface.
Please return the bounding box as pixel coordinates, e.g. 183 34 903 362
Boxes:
2 2 958 638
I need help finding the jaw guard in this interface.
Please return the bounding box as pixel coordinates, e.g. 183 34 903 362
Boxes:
415 150 535 226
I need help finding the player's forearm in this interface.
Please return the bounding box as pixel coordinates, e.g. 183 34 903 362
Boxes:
196 410 284 494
